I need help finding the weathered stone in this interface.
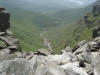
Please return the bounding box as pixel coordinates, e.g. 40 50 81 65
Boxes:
15 52 23 58
0 32 5 36
72 40 87 52
0 55 88 75
0 58 34 75
0 7 5 11
62 46 72 53
0 36 19 46
0 10 10 32
93 4 100 16
0 49 10 55
0 54 16 63
82 49 92 63
73 43 90 55
93 27 100 38
0 11 10 20
34 49 51 56
89 41 99 51
6 30 13 36
79 59 86 67
78 40 87 47
8 46 18 51
61 62 88 75
93 53 100 75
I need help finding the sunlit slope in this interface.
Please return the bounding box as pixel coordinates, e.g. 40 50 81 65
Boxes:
10 9 45 51
47 6 100 53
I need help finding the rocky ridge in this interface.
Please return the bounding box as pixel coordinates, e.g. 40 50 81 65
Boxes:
0 6 100 75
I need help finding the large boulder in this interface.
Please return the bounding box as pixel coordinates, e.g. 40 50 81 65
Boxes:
61 62 88 75
0 9 10 32
0 54 16 63
0 49 10 55
0 55 86 75
93 53 100 75
0 58 34 75
73 43 90 55
72 40 87 52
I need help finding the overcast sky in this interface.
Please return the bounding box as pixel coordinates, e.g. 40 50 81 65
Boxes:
0 0 98 9
22 0 97 8
68 0 97 5
26 0 97 5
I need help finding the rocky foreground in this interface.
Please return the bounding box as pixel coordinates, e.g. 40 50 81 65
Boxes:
0 7 100 75
1 36 100 75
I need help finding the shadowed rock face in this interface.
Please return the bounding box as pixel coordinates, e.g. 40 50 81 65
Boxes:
0 7 10 32
93 27 100 38
0 7 21 54
93 4 100 16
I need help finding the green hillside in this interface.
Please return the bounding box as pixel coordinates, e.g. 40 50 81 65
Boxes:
10 9 45 51
46 4 100 53
9 8 65 51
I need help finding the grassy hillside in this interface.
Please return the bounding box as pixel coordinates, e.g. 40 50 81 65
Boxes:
10 9 45 51
46 5 100 53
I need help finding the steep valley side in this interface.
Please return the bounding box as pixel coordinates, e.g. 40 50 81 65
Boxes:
46 2 100 53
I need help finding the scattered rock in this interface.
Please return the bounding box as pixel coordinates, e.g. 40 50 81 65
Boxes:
6 30 13 36
73 43 90 55
78 40 87 47
0 48 10 55
8 46 19 53
93 27 100 38
93 53 100 75
15 51 23 58
72 40 87 52
79 59 86 67
62 46 72 53
34 49 51 56
89 41 99 51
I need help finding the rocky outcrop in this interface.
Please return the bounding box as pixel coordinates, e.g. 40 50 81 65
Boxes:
0 36 100 75
84 3 100 28
0 7 21 55
92 4 100 16
84 15 91 25
94 53 100 75
0 7 10 32
93 27 100 38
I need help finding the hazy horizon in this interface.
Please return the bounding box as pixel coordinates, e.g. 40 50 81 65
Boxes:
0 0 98 9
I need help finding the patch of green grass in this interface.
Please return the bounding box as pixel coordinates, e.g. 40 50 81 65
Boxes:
0 41 6 48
